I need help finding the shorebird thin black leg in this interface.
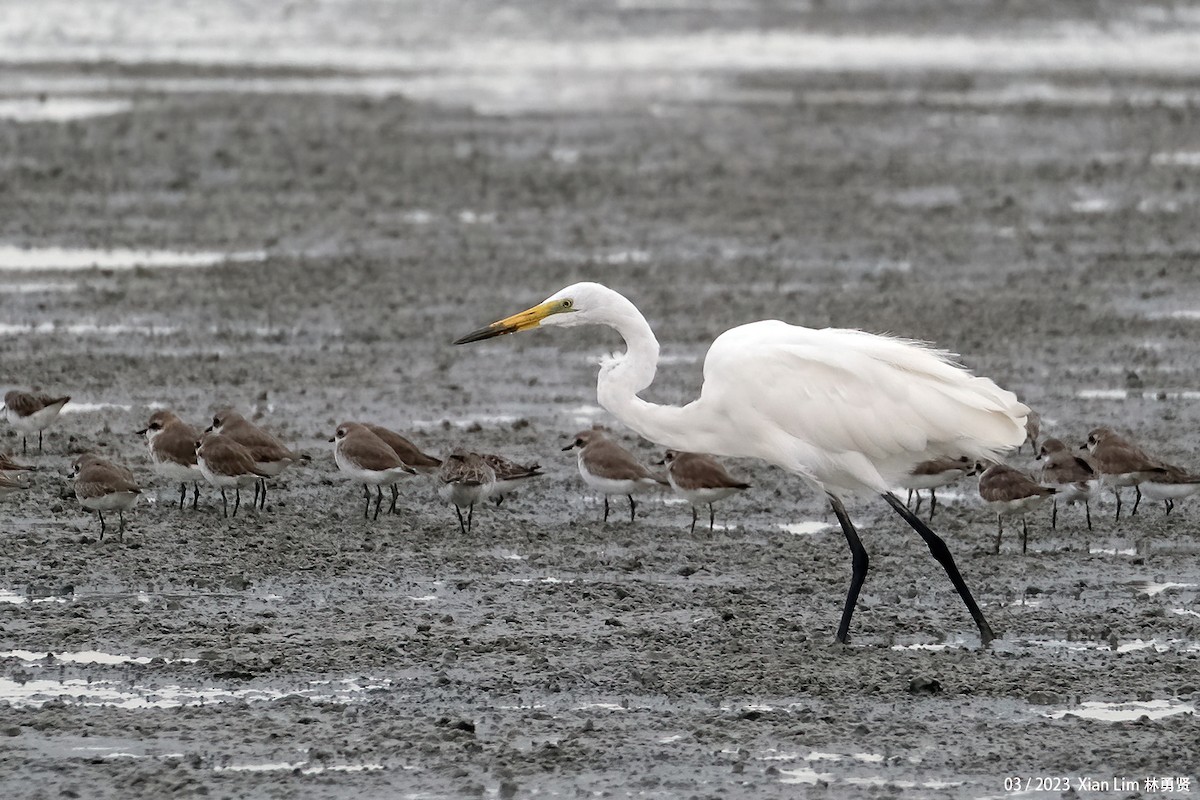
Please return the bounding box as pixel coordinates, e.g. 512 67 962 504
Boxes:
828 493 868 644
362 485 370 519
628 495 637 523
454 505 467 534
467 502 475 533
220 488 228 518
912 491 923 514
884 492 995 646
1021 517 1028 554
258 478 268 510
192 482 200 510
22 435 28 455
906 488 914 508
709 504 715 532
929 488 938 520
233 487 241 518
1166 498 1174 515
373 486 384 521
38 430 44 453
1051 499 1058 529
389 484 399 515
1131 486 1142 516
1114 488 1122 520
118 510 126 542
1085 501 1092 530
689 506 697 534
603 496 610 523
995 515 1003 554
98 511 106 540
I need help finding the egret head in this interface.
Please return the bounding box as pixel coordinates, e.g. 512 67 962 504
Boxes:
454 282 623 344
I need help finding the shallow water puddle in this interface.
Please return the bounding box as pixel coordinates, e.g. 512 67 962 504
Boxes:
0 649 196 665
1089 545 1137 556
1134 581 1197 596
778 521 830 535
0 97 133 122
0 280 78 293
1048 699 1195 722
0 675 395 709
0 589 69 605
0 244 265 271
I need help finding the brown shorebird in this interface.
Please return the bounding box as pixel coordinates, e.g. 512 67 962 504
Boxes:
1138 464 1200 514
330 422 417 520
482 453 543 507
1083 427 1169 518
1037 437 1098 530
0 452 36 475
438 448 495 533
72 453 141 541
563 429 666 523
4 390 70 454
137 409 203 509
661 450 749 533
898 455 971 519
207 408 308 509
975 462 1056 554
195 432 270 518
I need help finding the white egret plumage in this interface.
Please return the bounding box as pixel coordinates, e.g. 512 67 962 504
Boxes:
456 282 1029 645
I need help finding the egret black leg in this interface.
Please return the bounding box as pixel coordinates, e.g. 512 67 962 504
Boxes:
1051 499 1058 529
373 486 384 520
929 489 937 520
689 506 697 534
1131 486 1142 516
628 495 637 523
828 493 868 645
98 511 106 540
389 484 399 515
603 496 610 523
178 482 187 509
883 492 995 646
221 488 229 518
709 504 715 531
454 505 467 534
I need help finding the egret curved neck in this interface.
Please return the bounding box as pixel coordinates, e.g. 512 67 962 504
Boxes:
594 305 696 450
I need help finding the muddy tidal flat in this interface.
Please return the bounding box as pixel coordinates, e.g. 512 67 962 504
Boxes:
2 2 1200 798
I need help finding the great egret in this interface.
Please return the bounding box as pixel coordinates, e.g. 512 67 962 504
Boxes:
456 282 1028 645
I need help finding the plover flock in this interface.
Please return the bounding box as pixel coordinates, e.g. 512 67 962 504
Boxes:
2 388 1198 545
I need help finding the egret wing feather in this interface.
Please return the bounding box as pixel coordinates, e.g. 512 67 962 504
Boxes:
697 321 1027 493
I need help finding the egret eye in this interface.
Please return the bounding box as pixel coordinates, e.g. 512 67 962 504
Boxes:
562 299 573 309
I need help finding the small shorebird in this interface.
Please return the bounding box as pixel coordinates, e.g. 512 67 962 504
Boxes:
3 390 70 454
1138 465 1200 514
363 424 442 473
438 448 495 533
898 456 971 519
207 408 308 509
1083 427 1169 519
563 429 666 523
482 453 543 507
0 472 28 500
1037 438 1098 530
0 452 36 475
137 410 203 509
661 450 749 533
1019 409 1041 455
330 422 417 520
196 432 270 518
975 462 1056 554
72 453 141 541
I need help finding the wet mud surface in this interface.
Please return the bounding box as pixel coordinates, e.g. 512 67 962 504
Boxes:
3 5 1200 798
